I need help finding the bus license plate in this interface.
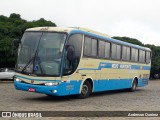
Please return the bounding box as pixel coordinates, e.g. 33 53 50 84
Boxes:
28 88 36 92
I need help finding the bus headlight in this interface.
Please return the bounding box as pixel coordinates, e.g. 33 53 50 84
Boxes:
45 82 59 86
15 78 22 82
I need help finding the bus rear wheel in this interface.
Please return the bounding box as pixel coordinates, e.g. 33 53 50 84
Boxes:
130 79 137 92
77 80 92 99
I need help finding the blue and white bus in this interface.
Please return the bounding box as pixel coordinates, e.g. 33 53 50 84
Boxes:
14 27 151 98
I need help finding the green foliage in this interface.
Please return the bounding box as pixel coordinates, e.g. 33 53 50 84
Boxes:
112 36 160 77
0 13 56 67
112 36 144 46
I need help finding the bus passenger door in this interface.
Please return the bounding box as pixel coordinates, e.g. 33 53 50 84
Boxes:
61 34 83 95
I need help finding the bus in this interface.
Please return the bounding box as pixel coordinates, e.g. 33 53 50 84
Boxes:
14 27 151 98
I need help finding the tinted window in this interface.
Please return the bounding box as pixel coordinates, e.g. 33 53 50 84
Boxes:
139 50 145 62
126 47 131 61
135 49 138 62
99 40 105 58
131 48 135 61
122 46 130 61
122 46 127 60
117 45 121 59
105 42 110 58
68 34 83 57
111 44 121 60
84 37 97 57
63 34 83 75
92 39 97 56
146 51 151 63
84 37 92 56
111 43 117 59
131 48 138 62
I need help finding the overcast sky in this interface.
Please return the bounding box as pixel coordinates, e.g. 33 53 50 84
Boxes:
0 0 160 46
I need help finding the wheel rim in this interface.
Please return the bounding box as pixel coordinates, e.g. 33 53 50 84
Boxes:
81 84 88 95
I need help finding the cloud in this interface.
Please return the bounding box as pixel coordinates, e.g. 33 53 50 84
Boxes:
110 18 160 46
0 0 160 46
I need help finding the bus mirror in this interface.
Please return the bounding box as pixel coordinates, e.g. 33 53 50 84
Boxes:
13 39 21 48
66 45 75 61
11 39 21 55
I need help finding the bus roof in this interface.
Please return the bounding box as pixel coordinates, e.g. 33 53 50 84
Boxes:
26 27 151 51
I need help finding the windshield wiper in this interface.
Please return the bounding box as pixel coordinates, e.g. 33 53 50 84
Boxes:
21 56 35 73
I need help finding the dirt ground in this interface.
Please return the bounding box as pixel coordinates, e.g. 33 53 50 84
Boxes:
0 80 160 120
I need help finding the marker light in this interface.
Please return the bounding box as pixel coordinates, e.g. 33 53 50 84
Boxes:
45 82 59 86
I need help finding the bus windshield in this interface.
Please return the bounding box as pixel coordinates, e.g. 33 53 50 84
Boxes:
16 32 67 76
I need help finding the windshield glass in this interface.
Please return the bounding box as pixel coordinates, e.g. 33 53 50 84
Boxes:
16 32 67 76
16 32 42 73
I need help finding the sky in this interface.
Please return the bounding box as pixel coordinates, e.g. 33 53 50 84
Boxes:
0 0 160 46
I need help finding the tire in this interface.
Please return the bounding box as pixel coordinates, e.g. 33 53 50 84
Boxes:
77 80 92 99
46 94 53 97
130 79 137 92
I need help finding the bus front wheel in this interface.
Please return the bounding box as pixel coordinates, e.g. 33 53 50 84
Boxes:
77 80 92 99
130 79 138 92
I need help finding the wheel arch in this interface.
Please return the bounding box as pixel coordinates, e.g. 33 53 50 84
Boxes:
79 77 94 94
132 76 138 87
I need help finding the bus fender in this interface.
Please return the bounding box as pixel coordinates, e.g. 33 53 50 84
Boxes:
79 76 94 94
131 76 139 87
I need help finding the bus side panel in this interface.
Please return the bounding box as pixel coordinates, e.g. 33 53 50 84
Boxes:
138 78 149 87
93 78 149 93
93 79 109 92
93 79 132 92
59 80 82 95
79 59 150 93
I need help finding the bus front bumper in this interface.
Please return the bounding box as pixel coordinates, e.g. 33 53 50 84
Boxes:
14 80 65 96
14 80 81 96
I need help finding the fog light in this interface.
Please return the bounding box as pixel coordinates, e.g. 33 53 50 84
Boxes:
52 90 57 93
45 82 59 86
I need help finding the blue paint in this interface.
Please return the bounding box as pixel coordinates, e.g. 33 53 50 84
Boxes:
14 80 82 96
138 78 149 87
131 65 140 70
98 62 112 70
142 66 151 70
14 75 149 96
93 78 149 92
94 79 132 92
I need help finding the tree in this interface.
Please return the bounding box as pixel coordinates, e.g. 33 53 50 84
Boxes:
112 36 144 46
0 13 57 68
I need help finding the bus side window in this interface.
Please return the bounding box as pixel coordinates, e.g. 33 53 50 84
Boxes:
99 40 105 58
146 51 151 63
111 43 121 60
122 46 130 61
63 34 83 75
139 50 145 63
91 39 97 57
105 42 110 58
131 48 139 62
84 37 92 56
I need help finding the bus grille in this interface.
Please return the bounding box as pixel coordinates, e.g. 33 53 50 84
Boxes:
21 80 45 86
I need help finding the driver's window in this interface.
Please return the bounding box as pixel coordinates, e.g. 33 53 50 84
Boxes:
63 34 83 75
